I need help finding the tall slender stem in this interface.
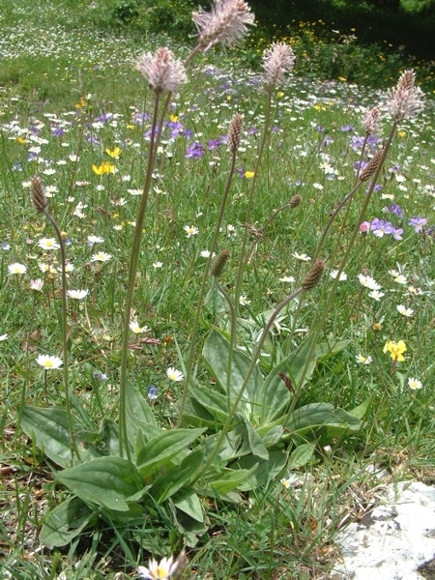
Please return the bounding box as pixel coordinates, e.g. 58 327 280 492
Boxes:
213 277 236 410
177 148 238 425
118 94 161 459
42 209 78 462
283 122 399 425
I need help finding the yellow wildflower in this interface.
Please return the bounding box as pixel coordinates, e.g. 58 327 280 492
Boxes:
92 161 116 175
383 340 407 362
105 147 121 158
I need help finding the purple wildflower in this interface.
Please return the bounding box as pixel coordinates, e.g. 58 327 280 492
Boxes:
408 216 427 233
131 111 151 125
320 135 334 147
167 121 185 138
354 160 368 173
392 228 404 240
186 141 205 158
386 203 405 218
93 371 108 381
86 135 100 145
370 218 395 237
95 113 113 124
208 137 224 150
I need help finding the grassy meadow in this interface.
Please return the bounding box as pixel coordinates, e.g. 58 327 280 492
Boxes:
1 1 435 579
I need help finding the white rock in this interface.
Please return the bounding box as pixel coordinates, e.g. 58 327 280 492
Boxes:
334 481 435 579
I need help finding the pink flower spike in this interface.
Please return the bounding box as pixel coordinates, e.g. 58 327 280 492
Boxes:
136 47 187 94
192 0 255 52
386 69 424 121
262 42 295 85
362 107 381 135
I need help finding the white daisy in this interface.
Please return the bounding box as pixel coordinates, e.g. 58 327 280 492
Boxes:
36 354 63 369
166 367 184 382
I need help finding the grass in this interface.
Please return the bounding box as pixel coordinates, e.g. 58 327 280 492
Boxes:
1 1 435 579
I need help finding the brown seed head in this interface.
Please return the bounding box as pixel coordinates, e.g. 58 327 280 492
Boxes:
211 249 230 278
289 194 301 208
359 149 385 182
301 259 324 291
227 113 243 152
30 176 47 212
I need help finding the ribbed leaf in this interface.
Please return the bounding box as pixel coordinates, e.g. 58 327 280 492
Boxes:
203 329 263 414
137 428 206 477
56 456 143 511
40 497 94 548
20 406 101 468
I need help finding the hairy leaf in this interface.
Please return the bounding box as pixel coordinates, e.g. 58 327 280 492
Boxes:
56 456 143 511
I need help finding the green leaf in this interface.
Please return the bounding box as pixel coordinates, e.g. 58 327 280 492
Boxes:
137 428 206 477
209 464 259 494
20 406 101 468
99 418 120 456
315 339 350 358
349 396 371 420
171 488 204 522
236 450 287 490
286 333 319 389
239 415 269 460
39 497 95 548
203 329 263 414
126 382 157 446
189 384 229 424
259 357 297 424
289 442 316 469
258 335 322 425
199 429 241 462
149 448 204 503
287 403 361 444
179 398 216 428
56 456 143 512
260 424 284 447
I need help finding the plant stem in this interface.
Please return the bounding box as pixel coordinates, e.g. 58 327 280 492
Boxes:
42 208 78 462
284 122 399 424
177 146 238 426
118 93 161 459
213 276 236 410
